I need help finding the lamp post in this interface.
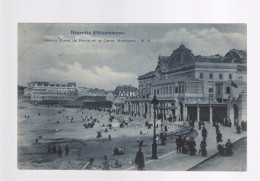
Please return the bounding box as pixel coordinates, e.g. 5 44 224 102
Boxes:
151 95 159 159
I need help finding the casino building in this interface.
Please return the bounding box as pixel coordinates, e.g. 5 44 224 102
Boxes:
123 44 247 125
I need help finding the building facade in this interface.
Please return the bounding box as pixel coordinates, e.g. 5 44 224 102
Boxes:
25 81 77 101
77 87 106 97
124 44 247 125
111 85 138 113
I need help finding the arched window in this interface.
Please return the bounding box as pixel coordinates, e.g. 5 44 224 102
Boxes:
200 73 203 79
209 73 213 80
219 74 223 80
229 74 232 80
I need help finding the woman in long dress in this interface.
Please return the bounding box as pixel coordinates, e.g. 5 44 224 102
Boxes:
135 147 145 170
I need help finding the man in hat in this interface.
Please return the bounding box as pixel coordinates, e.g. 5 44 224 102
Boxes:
135 147 145 170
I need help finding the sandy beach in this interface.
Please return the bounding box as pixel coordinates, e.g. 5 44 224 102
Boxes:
18 101 192 170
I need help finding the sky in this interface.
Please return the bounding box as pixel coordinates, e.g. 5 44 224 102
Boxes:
18 24 247 90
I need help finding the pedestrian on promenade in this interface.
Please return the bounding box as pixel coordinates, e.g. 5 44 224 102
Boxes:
181 135 186 154
198 120 202 130
189 137 197 156
217 141 225 156
215 122 219 133
176 135 182 154
202 126 208 140
225 139 233 156
134 147 145 170
200 138 207 157
216 131 222 143
164 125 168 132
235 124 241 134
183 136 190 154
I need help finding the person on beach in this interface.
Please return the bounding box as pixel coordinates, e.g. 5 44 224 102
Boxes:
102 155 109 170
134 147 145 170
35 137 39 144
47 146 52 154
65 145 69 156
52 145 57 154
58 145 63 156
85 158 95 170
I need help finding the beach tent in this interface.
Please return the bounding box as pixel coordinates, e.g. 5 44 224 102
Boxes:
112 119 120 128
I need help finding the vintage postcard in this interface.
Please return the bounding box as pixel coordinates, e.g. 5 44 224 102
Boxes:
18 23 247 171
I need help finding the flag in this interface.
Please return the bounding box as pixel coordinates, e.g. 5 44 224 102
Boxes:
231 81 238 88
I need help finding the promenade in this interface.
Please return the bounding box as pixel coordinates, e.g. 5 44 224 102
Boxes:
126 121 246 171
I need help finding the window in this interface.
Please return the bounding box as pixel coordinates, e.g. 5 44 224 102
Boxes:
181 85 185 93
218 87 221 95
219 74 223 80
209 85 214 93
175 87 178 93
200 73 203 79
238 76 243 81
226 86 231 94
185 82 203 93
210 73 213 80
229 74 232 80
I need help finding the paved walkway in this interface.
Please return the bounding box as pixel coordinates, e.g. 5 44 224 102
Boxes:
125 122 246 171
189 137 247 171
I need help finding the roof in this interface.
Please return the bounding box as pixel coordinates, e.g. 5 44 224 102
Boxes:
154 44 240 73
225 49 247 63
195 55 233 63
67 82 76 87
139 71 155 79
139 44 247 81
113 85 138 94
166 44 195 70
28 81 49 87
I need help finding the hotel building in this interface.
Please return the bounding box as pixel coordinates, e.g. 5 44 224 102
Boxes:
24 81 77 101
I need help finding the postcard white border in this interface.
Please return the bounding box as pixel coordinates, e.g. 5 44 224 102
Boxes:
1 0 260 181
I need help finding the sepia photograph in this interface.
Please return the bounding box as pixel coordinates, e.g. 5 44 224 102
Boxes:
17 23 247 171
